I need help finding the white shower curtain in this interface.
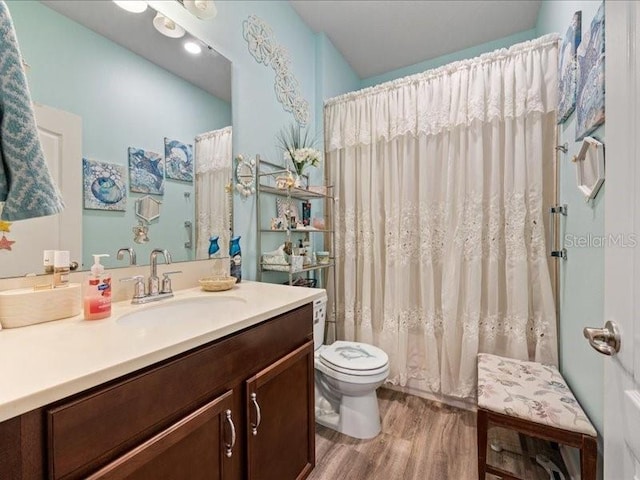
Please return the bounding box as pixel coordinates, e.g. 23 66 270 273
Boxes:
324 35 559 400
195 126 232 260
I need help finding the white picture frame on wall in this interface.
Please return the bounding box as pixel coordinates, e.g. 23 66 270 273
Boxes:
574 136 604 200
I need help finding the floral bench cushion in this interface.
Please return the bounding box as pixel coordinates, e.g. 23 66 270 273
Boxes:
477 353 597 437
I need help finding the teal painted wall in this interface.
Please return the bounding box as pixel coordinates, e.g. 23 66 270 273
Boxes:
537 0 605 435
9 1 231 270
149 0 318 281
9 0 320 279
360 29 538 88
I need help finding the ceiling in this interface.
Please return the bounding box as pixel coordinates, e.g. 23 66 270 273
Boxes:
41 0 232 102
290 0 541 79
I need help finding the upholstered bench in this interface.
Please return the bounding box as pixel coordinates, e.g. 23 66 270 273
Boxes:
476 353 597 480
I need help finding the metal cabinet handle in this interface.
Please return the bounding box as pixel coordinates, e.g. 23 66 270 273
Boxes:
250 392 261 436
224 409 236 458
583 320 621 356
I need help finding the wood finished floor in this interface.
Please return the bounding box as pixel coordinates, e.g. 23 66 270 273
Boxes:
308 388 568 480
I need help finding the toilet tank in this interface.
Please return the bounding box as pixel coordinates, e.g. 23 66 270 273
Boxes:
313 294 328 350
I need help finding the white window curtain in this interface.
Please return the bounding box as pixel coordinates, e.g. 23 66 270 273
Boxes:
324 34 559 400
195 126 232 260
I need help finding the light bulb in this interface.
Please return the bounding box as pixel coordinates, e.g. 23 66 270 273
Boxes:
153 13 185 38
113 0 147 13
184 41 202 55
184 0 217 20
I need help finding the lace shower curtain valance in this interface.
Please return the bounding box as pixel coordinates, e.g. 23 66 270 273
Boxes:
195 126 233 174
325 35 559 400
325 34 559 152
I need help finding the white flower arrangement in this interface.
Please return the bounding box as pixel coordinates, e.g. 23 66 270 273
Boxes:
284 147 321 175
277 124 322 176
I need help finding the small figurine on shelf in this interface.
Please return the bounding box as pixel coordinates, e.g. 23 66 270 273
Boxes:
302 201 311 226
229 236 242 283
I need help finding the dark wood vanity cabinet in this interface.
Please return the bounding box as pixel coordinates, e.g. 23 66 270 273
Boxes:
0 303 315 480
87 390 235 480
246 342 315 480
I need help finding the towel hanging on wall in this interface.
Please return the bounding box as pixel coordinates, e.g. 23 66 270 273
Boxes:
0 1 64 221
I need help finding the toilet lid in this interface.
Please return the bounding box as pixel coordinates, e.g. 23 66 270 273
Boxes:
319 341 388 372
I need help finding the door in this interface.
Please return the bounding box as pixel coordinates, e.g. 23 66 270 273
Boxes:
601 2 640 479
246 341 315 480
1 103 82 276
86 390 236 480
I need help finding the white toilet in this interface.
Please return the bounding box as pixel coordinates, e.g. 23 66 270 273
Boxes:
313 296 389 439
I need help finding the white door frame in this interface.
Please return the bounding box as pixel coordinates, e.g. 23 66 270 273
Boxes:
603 1 640 479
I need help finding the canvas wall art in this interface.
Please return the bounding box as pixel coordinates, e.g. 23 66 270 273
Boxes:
164 137 194 182
129 147 164 195
558 11 581 123
575 2 605 140
83 158 127 211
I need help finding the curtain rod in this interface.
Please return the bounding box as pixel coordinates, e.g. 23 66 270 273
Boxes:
325 33 560 108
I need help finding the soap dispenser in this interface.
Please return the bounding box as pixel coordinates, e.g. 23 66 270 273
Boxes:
84 254 111 320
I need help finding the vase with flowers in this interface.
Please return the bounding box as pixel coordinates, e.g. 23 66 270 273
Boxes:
277 124 321 188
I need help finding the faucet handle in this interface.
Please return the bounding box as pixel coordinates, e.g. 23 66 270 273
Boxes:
161 271 182 294
120 275 145 299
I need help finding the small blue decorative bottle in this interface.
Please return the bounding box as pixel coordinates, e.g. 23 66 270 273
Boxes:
229 236 242 283
208 236 220 258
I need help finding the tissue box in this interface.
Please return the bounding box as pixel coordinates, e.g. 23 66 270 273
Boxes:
262 244 291 272
0 283 81 328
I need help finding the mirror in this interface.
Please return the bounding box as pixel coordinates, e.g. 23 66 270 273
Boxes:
3 0 233 277
235 155 256 197
135 196 161 224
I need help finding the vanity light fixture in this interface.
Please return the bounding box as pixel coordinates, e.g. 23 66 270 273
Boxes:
184 41 202 55
153 13 185 38
112 0 148 14
183 0 217 20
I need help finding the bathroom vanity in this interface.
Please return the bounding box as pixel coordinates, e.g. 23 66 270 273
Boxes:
0 282 322 480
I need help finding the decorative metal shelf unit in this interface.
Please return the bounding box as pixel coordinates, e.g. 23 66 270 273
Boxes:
256 156 337 322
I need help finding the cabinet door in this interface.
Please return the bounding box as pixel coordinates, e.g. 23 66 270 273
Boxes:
246 341 315 480
87 390 236 480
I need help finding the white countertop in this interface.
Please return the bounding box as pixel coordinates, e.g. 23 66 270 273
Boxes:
0 281 325 422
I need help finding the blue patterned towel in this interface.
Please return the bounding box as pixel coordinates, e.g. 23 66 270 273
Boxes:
0 1 64 221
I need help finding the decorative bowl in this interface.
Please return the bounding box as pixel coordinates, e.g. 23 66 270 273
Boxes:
199 276 237 292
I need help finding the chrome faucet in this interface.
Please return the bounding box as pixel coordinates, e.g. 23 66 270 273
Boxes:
149 248 172 296
119 249 180 305
116 247 137 265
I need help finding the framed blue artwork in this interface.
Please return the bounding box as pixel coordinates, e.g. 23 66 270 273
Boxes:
575 2 605 140
164 137 194 182
558 11 581 123
129 147 164 195
82 158 127 211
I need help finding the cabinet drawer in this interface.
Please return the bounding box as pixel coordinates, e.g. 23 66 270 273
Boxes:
47 304 312 479
87 390 235 480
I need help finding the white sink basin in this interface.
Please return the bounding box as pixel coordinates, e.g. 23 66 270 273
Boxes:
117 296 248 328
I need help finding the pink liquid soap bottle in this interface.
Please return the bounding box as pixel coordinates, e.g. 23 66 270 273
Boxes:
84 254 112 320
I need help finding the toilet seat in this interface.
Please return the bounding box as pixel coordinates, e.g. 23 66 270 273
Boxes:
319 341 388 377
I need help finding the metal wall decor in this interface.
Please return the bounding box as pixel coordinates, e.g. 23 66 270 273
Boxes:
242 15 310 126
